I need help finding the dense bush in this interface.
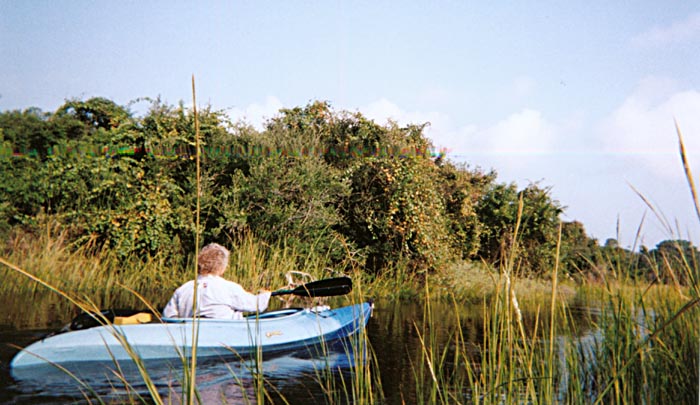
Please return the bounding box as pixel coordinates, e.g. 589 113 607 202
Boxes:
4 97 693 280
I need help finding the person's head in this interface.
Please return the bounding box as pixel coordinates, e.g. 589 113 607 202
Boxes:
198 243 230 276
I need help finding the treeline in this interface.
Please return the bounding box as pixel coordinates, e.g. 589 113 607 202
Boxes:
0 97 696 283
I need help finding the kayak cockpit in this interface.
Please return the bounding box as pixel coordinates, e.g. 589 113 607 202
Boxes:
161 305 332 323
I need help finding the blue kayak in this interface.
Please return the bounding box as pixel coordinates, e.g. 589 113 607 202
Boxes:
11 302 373 369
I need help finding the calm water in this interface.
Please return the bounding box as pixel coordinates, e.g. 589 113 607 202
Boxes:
0 297 591 404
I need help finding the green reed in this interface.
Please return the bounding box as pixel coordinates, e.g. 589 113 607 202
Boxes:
405 255 697 404
567 124 698 403
563 275 698 403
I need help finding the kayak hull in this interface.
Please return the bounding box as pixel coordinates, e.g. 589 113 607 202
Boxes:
11 302 372 369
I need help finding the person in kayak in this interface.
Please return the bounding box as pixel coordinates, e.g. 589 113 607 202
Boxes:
163 243 271 319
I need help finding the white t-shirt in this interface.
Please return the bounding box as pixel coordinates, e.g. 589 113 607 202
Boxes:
163 275 272 319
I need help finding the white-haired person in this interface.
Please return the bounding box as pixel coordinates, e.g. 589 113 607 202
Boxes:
163 243 271 319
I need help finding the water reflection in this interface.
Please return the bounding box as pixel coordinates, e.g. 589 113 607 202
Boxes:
6 340 361 404
367 299 600 404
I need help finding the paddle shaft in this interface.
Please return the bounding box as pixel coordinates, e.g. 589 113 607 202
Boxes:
271 276 352 297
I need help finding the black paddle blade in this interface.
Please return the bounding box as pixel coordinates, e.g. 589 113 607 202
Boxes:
272 276 353 297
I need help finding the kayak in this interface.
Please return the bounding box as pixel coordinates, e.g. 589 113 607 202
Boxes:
11 302 373 369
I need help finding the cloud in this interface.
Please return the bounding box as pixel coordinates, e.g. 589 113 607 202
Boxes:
479 109 555 153
632 12 700 47
228 96 284 130
431 108 557 159
599 78 700 178
359 98 453 135
358 98 556 154
355 97 563 176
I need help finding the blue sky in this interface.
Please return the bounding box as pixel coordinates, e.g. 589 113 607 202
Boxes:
2 2 699 248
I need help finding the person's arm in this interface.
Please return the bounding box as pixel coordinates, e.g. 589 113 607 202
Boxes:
162 281 193 318
162 294 179 318
228 283 272 312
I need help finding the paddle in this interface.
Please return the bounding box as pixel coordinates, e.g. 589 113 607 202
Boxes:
271 276 353 298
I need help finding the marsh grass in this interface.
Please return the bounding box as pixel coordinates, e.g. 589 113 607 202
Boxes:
406 131 700 404
565 285 699 403
3 225 698 404
0 218 180 308
0 223 353 329
404 197 549 404
405 249 697 404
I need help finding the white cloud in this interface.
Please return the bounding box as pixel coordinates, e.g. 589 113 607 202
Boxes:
359 98 453 136
228 96 284 130
361 98 404 122
432 108 556 158
632 12 700 47
356 98 561 174
480 109 555 153
599 78 700 178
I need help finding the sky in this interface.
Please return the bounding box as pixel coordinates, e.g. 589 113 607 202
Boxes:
1 1 699 249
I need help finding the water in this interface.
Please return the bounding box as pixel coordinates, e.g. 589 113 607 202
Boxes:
5 343 361 404
0 297 591 404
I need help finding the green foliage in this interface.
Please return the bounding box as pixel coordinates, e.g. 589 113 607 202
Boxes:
0 154 45 222
342 155 451 272
0 108 56 157
475 182 565 276
640 240 700 286
227 154 349 263
85 174 191 258
6 96 680 280
55 97 132 136
264 102 457 272
559 221 600 278
436 160 496 259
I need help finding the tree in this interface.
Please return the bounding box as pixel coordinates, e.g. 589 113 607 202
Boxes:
0 108 55 157
559 221 600 278
55 97 132 135
476 182 564 276
643 240 699 285
437 160 496 259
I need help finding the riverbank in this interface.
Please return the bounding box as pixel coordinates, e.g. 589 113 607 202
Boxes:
0 229 684 330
